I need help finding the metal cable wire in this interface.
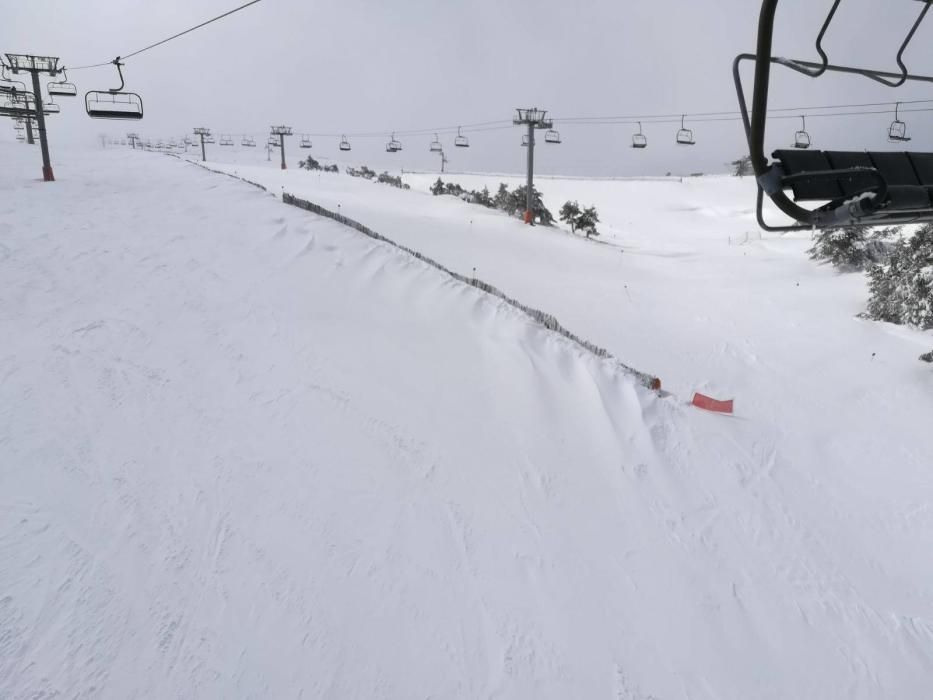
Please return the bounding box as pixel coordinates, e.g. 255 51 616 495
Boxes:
69 0 263 70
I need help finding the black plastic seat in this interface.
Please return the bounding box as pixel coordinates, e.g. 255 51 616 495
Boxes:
868 152 931 210
773 149 933 212
772 149 842 200
826 152 876 197
907 153 933 185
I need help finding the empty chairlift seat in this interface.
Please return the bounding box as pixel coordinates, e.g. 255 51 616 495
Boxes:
771 149 933 216
85 91 143 120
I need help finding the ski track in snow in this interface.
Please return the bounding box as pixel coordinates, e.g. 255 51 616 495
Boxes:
1 145 932 699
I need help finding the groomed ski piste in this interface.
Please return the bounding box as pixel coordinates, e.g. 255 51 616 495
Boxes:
2 142 933 699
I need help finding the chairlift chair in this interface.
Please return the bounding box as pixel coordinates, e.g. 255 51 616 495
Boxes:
48 69 77 98
386 133 402 152
339 134 351 151
220 135 234 146
544 129 561 144
43 97 61 114
454 126 469 148
676 115 695 145
632 121 647 149
521 133 530 147
734 0 933 231
16 134 25 142
793 115 811 149
85 59 143 120
429 133 443 152
888 102 911 142
299 134 312 149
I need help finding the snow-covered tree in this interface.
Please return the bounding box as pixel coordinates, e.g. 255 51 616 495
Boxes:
577 206 600 238
510 185 553 225
866 224 933 329
431 177 445 195
809 224 897 271
300 155 323 171
560 201 582 232
494 183 511 212
731 155 753 177
471 186 493 208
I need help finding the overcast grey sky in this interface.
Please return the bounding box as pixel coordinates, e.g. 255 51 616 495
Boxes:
4 0 933 176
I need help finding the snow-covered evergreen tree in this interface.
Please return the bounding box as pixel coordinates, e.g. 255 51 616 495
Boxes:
866 224 933 329
809 225 897 271
560 201 582 231
577 206 600 238
430 178 445 195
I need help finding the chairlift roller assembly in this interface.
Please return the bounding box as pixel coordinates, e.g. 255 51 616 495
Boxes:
735 0 933 231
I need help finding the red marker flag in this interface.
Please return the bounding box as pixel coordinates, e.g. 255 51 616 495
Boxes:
692 393 734 414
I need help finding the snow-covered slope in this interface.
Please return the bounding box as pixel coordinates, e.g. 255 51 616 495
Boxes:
3 145 933 699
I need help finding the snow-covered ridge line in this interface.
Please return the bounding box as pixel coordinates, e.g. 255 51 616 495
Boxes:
183 157 660 390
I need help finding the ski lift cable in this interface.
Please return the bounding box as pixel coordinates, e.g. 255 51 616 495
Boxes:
69 0 264 70
551 98 933 124
284 98 933 146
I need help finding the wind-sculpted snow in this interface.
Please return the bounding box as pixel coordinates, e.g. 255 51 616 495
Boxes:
2 145 933 700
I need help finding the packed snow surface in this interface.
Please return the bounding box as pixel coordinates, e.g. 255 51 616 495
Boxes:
2 144 932 699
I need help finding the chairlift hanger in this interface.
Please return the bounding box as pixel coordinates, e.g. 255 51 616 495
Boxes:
632 121 647 149
734 0 933 232
675 114 695 145
888 101 911 142
454 126 469 148
85 58 143 120
793 115 811 149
